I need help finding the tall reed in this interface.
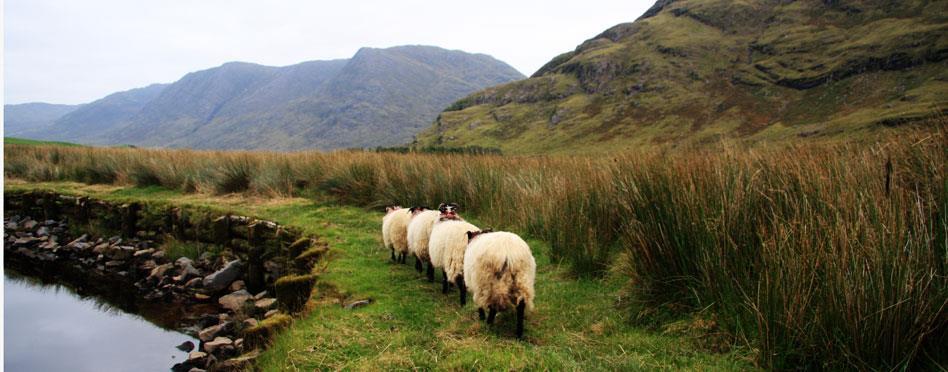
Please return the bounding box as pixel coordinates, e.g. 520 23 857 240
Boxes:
4 126 945 369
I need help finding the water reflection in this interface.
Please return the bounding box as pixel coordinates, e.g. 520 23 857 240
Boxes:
4 271 198 372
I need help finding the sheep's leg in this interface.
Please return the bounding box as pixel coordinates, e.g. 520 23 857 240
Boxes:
414 254 423 273
478 308 486 320
441 270 449 294
399 253 406 264
516 299 526 339
457 275 467 306
426 259 435 282
390 247 396 262
487 306 497 325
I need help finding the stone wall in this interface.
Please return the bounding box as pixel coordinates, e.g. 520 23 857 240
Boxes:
4 190 328 371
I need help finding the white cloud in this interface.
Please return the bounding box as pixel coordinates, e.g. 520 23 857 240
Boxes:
4 0 653 104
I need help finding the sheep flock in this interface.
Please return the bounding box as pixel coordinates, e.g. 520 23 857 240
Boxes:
381 203 537 339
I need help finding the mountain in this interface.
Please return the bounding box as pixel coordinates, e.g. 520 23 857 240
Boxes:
417 0 948 154
23 45 524 150
4 103 80 137
46 84 168 144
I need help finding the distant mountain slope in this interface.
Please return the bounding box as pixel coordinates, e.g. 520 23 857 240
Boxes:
46 84 168 144
20 45 524 150
417 0 948 154
4 103 79 137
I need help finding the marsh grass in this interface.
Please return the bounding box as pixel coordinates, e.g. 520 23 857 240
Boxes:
4 125 945 369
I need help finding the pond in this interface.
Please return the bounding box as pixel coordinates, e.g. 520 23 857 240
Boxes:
4 271 199 372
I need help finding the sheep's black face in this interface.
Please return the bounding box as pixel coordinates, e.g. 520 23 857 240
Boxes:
466 228 493 242
409 206 429 215
438 202 460 220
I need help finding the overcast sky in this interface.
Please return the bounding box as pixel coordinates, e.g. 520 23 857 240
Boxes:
4 0 654 105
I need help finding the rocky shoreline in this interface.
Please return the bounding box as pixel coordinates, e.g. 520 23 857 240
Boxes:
4 191 328 371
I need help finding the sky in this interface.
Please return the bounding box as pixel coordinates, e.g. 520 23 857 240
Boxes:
4 0 654 105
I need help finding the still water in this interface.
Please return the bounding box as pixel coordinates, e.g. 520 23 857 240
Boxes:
4 272 199 372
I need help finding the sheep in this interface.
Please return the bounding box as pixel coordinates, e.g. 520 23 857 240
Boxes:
463 230 536 339
381 206 412 264
427 203 478 304
407 206 440 281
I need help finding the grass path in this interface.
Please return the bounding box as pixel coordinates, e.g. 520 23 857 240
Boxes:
5 181 753 370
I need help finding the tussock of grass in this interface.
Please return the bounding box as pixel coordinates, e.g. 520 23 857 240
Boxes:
274 274 317 313
244 314 293 349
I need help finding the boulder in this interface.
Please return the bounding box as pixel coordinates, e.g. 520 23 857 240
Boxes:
176 340 195 352
140 260 157 271
198 324 225 342
187 351 207 363
35 226 50 237
149 263 174 280
133 248 155 258
202 260 243 293
255 298 277 311
174 262 202 282
229 280 245 292
185 277 204 289
92 243 110 254
22 219 38 230
218 289 252 312
203 337 233 354
345 299 374 310
107 245 136 260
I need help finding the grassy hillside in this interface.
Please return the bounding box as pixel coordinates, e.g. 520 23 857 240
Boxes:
417 0 948 154
4 137 82 147
3 181 753 370
4 123 945 369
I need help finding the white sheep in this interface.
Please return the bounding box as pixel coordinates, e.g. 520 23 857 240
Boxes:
428 203 478 304
407 206 440 281
463 230 536 339
381 206 412 263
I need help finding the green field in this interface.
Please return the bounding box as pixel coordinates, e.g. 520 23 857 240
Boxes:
4 137 82 147
4 180 753 370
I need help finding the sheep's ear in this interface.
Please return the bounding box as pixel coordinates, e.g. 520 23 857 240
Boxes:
385 206 394 212
483 228 494 233
438 203 447 212
466 231 476 241
450 203 459 210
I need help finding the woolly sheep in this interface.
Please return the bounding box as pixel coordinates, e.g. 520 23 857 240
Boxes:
381 206 412 264
428 203 478 304
463 230 536 339
407 206 440 281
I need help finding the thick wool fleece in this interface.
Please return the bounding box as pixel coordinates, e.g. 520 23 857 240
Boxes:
463 231 536 311
407 210 440 261
382 208 412 255
429 219 479 281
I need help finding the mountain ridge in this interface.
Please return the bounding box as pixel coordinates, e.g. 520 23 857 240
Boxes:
11 45 524 151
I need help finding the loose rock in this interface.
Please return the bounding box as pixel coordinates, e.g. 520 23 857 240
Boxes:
176 340 195 352
202 260 243 292
203 337 233 354
218 289 253 312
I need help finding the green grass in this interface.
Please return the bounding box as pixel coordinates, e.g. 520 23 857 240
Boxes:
4 181 753 370
5 130 944 369
415 1 948 155
4 137 82 147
